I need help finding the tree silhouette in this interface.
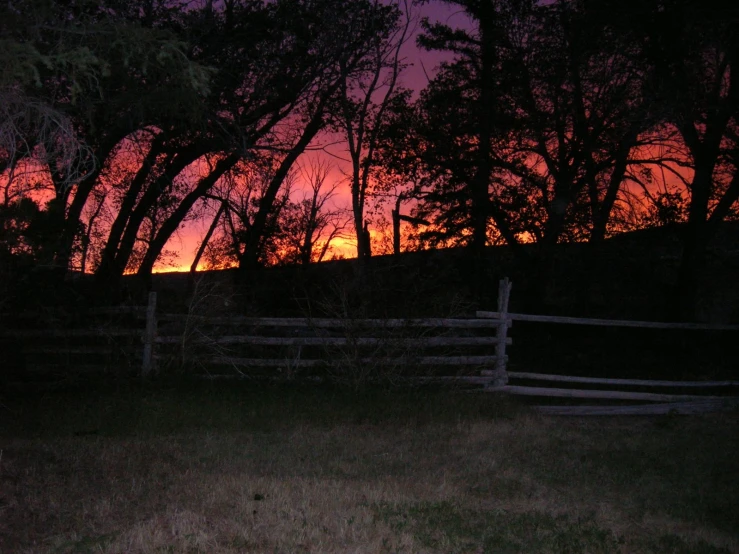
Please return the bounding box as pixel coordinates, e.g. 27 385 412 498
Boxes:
601 0 739 318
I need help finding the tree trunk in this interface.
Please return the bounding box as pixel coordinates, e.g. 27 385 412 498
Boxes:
676 117 725 321
708 166 739 231
96 144 207 287
190 200 226 274
239 110 324 269
299 197 320 266
392 203 401 256
137 154 239 277
53 158 107 271
676 163 712 320
95 137 167 280
79 191 106 274
352 174 370 259
470 5 495 255
590 127 638 243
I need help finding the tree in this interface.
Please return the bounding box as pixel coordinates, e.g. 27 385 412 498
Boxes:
415 0 659 253
648 2 739 319
410 60 519 249
601 0 739 318
368 89 430 255
416 0 514 254
337 0 414 259
0 0 212 275
281 159 348 265
196 159 298 268
1 0 401 286
197 156 348 268
87 0 402 283
216 0 400 269
25 0 394 286
504 0 653 246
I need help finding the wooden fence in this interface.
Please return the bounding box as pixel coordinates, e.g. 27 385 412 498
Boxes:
476 309 739 415
3 278 737 417
0 281 514 386
152 279 513 386
0 302 150 377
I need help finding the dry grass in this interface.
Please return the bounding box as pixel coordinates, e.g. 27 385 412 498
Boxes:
0 383 737 553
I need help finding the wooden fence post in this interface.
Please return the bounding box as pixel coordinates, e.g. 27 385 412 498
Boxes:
491 278 512 387
142 291 157 377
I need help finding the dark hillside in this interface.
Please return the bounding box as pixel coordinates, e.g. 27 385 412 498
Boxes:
1 224 736 382
141 224 739 381
1 223 735 323
146 222 739 323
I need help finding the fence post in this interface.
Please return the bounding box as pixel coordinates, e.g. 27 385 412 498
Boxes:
491 278 512 387
142 291 157 377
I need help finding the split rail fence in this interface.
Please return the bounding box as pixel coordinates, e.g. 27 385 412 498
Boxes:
152 279 512 386
0 282 514 387
3 279 738 416
0 304 148 376
477 307 739 415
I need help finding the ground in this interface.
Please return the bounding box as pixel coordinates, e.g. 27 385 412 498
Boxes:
1 383 737 553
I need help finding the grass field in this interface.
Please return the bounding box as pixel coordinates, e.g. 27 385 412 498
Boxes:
0 382 737 553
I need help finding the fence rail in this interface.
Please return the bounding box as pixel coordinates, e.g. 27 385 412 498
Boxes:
210 355 506 368
157 315 510 328
489 385 722 403
4 328 143 338
151 279 515 385
0 301 149 377
156 335 511 347
506 371 739 388
0 281 513 383
536 398 739 416
477 311 739 331
478 306 738 415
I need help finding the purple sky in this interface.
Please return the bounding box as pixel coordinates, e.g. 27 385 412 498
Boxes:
403 2 474 92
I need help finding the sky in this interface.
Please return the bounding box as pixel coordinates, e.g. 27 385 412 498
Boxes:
404 2 473 94
162 2 474 272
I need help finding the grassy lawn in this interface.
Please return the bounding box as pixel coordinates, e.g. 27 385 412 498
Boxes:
0 382 737 553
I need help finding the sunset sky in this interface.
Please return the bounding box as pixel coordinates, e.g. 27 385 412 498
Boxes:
161 2 472 272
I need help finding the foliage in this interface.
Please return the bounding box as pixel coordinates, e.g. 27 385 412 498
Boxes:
0 197 71 265
408 0 658 248
0 0 210 191
1 0 738 323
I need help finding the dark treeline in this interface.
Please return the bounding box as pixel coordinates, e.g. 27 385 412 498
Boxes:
0 0 737 319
